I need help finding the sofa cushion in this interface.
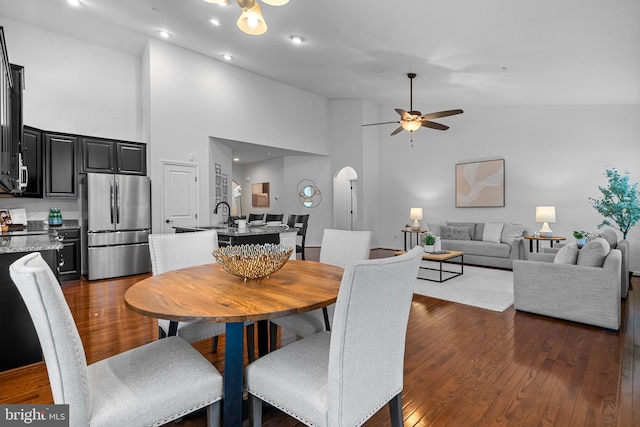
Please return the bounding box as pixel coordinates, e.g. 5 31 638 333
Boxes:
441 240 512 258
482 222 504 243
475 223 485 241
441 225 472 240
600 229 618 249
553 242 579 264
447 222 477 240
577 238 610 267
501 223 526 244
426 222 442 236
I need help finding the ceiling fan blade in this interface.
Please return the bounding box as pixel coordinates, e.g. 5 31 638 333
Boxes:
421 120 449 131
395 108 412 120
362 121 400 127
420 109 464 120
390 126 405 136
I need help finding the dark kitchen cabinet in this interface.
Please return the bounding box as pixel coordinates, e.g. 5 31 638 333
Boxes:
82 137 146 175
58 228 81 281
117 141 146 175
20 126 43 198
82 136 116 173
44 133 78 197
0 249 58 371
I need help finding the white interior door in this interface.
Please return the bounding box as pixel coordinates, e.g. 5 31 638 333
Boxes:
161 161 199 233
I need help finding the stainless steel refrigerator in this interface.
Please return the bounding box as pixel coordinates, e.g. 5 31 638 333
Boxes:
86 173 151 280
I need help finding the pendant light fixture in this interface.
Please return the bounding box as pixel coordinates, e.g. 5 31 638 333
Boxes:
261 0 289 5
203 0 291 35
237 0 267 35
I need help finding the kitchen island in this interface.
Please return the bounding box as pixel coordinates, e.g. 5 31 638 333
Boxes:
0 228 64 372
173 225 298 260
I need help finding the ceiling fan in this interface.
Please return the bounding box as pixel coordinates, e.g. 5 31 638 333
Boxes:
362 73 463 145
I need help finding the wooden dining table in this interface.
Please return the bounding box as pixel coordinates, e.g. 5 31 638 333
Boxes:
124 259 343 427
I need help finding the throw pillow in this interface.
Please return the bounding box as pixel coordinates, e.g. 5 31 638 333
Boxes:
600 229 618 249
576 238 611 267
482 222 504 243
553 242 579 264
501 223 526 244
447 222 477 240
475 223 485 241
440 225 472 240
426 222 442 236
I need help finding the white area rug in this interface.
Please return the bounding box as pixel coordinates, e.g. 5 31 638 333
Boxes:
413 260 514 312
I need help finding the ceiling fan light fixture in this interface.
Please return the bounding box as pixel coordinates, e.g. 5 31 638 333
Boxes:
237 2 267 35
401 120 422 132
261 0 289 5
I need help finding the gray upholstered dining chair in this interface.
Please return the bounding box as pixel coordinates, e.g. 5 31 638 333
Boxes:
149 230 255 361
269 228 372 350
247 246 423 427
249 213 264 222
9 252 223 427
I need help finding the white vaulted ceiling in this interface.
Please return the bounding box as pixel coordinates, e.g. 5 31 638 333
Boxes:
0 0 638 109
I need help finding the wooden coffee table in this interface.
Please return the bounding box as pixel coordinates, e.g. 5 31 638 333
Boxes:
395 250 464 282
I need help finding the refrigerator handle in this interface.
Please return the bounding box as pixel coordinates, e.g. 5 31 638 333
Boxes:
110 179 115 224
116 178 121 224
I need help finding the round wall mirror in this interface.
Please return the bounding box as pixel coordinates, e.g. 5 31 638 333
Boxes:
297 179 322 208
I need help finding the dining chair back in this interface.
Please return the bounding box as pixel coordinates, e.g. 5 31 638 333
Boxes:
287 214 310 259
269 229 372 349
249 213 264 222
247 246 423 427
10 252 223 427
149 231 255 360
265 213 284 222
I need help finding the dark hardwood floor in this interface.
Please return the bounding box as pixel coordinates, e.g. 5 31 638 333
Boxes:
1 248 638 426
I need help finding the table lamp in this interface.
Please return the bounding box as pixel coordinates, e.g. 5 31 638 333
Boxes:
409 207 423 231
535 206 556 238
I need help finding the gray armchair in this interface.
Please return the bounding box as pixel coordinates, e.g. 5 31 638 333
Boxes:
543 229 630 298
10 252 223 427
513 247 622 330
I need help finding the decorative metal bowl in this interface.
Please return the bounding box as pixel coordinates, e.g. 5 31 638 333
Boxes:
212 243 293 280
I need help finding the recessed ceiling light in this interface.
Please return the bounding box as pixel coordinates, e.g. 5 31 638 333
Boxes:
68 0 81 6
233 158 240 162
223 54 233 61
159 30 171 38
209 18 221 26
289 35 306 45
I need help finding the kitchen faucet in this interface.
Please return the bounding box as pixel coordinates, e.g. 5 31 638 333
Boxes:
213 201 233 226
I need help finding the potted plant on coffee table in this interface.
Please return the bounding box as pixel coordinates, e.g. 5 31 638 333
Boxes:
424 234 436 252
573 230 587 248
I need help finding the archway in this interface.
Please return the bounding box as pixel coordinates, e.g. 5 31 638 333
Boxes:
333 166 358 230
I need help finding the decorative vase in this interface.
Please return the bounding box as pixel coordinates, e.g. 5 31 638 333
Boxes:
576 238 587 248
424 245 434 253
434 237 442 252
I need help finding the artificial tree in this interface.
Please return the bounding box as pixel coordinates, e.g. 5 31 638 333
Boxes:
589 168 640 239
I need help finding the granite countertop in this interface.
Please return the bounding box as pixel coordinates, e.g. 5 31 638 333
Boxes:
0 233 63 254
0 220 78 254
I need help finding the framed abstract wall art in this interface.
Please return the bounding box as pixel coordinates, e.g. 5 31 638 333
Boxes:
455 159 505 207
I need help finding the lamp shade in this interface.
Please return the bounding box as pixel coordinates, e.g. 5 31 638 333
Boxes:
237 1 267 35
535 206 556 223
409 208 423 220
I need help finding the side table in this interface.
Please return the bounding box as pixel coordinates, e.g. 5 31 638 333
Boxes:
523 235 566 252
401 228 428 251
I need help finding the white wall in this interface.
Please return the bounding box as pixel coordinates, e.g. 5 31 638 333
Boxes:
2 17 639 272
144 39 331 234
375 104 640 271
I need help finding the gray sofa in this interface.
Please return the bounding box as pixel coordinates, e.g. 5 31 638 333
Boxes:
428 221 528 269
513 238 622 330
